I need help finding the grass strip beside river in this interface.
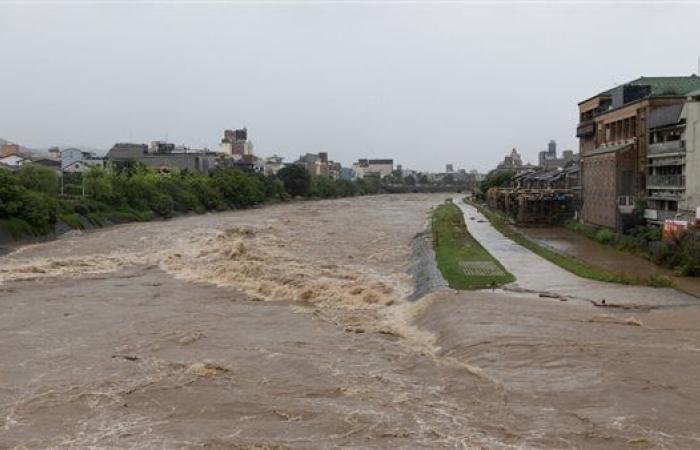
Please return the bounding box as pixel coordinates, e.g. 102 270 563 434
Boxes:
432 201 515 290
464 199 673 288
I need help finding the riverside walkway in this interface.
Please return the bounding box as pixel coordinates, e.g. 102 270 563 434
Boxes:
456 200 696 307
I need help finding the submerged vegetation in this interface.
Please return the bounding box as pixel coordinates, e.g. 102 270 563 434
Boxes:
466 199 673 287
432 201 515 290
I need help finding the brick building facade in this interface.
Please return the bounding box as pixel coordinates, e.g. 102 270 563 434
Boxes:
577 76 700 231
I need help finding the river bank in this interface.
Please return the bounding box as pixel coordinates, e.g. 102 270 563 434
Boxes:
519 225 700 298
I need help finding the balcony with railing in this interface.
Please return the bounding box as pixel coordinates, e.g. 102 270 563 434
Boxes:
648 156 685 167
647 174 685 188
576 119 595 137
576 120 595 138
648 140 684 156
643 209 681 222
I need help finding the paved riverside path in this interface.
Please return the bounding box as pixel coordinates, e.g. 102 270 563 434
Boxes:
456 201 696 307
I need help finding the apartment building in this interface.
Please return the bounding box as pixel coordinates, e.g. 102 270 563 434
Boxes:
219 128 252 157
644 89 700 223
577 76 700 231
107 142 221 173
352 159 394 179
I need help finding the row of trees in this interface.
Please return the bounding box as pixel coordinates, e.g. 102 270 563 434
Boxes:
0 163 439 239
478 170 514 193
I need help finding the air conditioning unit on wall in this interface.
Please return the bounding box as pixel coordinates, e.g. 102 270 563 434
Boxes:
617 196 636 214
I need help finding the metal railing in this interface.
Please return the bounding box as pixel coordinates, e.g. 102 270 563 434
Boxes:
648 156 684 167
647 174 685 188
648 140 684 155
644 209 681 221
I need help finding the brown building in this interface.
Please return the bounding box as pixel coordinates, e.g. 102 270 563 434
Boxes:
219 128 252 156
577 76 700 231
295 152 342 179
0 143 21 158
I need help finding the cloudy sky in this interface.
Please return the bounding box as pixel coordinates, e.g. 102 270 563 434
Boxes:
1 2 699 172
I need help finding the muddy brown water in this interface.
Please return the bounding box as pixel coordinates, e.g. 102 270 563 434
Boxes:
517 225 700 298
1 194 700 448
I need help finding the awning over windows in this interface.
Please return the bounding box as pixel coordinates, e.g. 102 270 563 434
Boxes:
585 143 632 157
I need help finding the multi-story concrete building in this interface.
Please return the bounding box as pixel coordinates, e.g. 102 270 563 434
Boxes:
296 152 329 177
219 128 252 157
538 140 576 169
497 148 523 170
328 161 341 180
263 155 286 176
293 152 343 179
107 142 221 173
577 76 700 231
643 89 700 223
352 159 394 179
59 148 106 172
0 143 22 158
538 140 557 167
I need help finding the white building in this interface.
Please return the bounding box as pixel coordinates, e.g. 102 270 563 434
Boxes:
644 89 700 223
60 148 105 172
263 155 286 176
0 154 28 167
352 158 394 179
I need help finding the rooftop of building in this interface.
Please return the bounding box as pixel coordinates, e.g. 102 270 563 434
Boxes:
579 75 700 105
354 158 394 166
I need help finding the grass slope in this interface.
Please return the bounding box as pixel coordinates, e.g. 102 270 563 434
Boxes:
432 201 515 290
465 199 672 288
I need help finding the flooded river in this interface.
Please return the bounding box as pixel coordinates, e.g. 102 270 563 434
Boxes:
1 195 700 448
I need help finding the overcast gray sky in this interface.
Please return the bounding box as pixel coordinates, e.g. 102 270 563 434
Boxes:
1 2 699 172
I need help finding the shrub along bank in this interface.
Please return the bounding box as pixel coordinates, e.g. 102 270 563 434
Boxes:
0 163 461 241
565 220 700 277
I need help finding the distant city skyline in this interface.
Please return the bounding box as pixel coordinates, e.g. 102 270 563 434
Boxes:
1 3 699 172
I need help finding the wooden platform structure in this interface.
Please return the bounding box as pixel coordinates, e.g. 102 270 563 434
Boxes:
487 187 576 225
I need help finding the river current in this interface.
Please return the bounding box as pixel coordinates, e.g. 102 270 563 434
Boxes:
1 194 699 448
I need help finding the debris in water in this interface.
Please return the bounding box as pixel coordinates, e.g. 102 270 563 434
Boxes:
112 355 140 362
588 315 643 327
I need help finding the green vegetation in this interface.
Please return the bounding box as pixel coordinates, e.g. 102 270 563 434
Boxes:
564 219 700 277
432 201 515 290
467 199 673 287
479 170 514 193
0 163 344 239
564 220 661 255
0 160 465 241
277 165 311 198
